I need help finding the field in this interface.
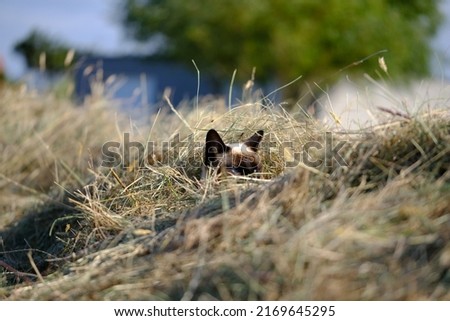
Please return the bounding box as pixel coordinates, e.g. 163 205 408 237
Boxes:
0 80 449 300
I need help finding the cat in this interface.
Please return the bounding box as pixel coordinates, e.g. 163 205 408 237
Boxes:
203 129 264 177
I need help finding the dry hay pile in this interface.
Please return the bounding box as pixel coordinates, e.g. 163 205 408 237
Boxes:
1 85 449 300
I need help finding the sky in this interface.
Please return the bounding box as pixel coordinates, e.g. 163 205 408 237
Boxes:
1 0 450 80
0 0 151 79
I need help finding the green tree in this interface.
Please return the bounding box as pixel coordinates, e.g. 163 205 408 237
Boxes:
14 30 76 72
119 0 442 101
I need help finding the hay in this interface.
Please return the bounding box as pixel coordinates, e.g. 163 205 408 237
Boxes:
1 84 449 300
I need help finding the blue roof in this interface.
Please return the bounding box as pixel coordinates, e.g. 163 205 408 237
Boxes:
74 55 217 108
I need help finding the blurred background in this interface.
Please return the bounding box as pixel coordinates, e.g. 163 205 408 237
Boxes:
1 0 449 112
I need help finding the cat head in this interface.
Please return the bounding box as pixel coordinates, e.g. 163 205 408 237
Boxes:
203 129 264 176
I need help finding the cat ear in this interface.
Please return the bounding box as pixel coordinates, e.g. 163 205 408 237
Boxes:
244 130 264 152
205 129 227 153
204 129 230 165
